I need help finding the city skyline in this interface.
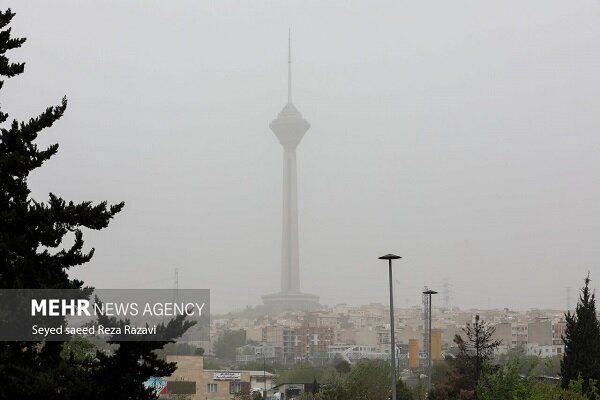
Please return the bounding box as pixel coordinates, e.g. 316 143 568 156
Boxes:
6 1 600 313
5 3 600 400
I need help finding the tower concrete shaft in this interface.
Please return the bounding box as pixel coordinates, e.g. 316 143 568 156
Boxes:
262 33 319 311
281 148 299 292
270 102 309 294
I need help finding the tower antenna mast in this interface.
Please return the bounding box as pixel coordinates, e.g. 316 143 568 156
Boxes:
288 29 292 104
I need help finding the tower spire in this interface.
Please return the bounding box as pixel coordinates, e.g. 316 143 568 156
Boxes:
288 29 292 104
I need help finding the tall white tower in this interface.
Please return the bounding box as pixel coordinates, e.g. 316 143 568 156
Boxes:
262 33 320 310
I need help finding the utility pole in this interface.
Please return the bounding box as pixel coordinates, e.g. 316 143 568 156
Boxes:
423 289 438 393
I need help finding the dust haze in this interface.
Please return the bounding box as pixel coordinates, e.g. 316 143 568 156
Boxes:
5 1 600 312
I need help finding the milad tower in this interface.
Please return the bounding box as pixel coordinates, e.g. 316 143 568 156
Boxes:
262 34 320 311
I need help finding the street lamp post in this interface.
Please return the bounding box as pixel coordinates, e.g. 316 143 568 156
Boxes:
259 350 267 399
379 253 402 400
422 289 438 392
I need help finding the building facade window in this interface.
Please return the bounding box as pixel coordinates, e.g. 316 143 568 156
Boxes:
230 382 242 394
207 383 218 393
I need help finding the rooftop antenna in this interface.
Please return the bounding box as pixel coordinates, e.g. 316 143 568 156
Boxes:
173 268 179 303
288 28 292 104
443 279 451 311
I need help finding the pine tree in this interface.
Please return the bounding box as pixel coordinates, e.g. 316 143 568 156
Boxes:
462 315 501 383
0 7 120 397
86 312 195 399
0 9 192 399
560 274 600 393
430 315 500 400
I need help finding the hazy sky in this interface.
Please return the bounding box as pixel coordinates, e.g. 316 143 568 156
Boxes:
5 1 600 313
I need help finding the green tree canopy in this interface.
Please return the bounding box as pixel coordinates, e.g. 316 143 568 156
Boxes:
333 355 351 374
214 329 247 360
560 274 600 394
314 359 413 400
0 9 192 399
478 361 590 400
431 315 500 400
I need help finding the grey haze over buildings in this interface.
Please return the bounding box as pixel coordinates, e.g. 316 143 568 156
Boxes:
5 1 600 313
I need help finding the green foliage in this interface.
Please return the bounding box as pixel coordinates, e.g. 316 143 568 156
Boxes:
203 358 223 370
396 378 415 400
233 388 262 400
0 9 191 399
477 361 532 400
497 348 562 378
297 394 323 400
430 316 499 400
278 363 336 385
60 338 96 363
462 315 501 382
410 380 428 400
238 360 276 373
154 342 204 359
431 360 452 386
333 356 351 374
534 357 562 378
0 9 123 289
561 274 600 394
311 359 413 400
85 310 196 399
477 361 591 400
345 360 392 399
318 373 349 400
214 329 246 360
172 395 192 400
429 289 600 400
